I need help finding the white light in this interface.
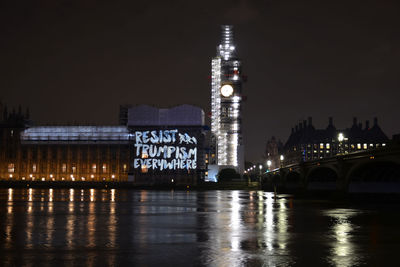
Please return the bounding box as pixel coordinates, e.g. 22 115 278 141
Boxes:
280 155 284 161
111 174 115 179
338 133 344 142
259 164 262 170
267 160 272 167
220 84 234 97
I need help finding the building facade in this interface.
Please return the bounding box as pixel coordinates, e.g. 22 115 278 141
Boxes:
210 25 244 175
0 104 207 185
280 117 389 166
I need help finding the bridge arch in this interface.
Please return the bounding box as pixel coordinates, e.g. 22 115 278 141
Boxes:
306 166 338 191
347 160 400 193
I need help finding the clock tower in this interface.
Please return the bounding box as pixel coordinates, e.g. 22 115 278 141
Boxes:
210 25 244 175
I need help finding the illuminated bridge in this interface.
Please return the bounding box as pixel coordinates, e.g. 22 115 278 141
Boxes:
265 145 400 193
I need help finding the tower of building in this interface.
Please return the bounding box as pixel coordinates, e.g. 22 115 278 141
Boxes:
210 25 244 174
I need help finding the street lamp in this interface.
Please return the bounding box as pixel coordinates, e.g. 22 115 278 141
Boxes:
338 132 344 142
338 132 344 154
279 155 284 168
266 160 272 172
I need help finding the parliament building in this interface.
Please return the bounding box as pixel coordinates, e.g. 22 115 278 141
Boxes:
0 103 207 185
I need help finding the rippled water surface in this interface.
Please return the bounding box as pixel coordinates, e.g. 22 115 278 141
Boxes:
0 188 399 266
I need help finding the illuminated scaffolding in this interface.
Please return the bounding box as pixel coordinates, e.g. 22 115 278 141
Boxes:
210 25 244 173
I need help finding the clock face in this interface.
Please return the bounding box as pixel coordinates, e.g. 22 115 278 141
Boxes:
220 84 234 97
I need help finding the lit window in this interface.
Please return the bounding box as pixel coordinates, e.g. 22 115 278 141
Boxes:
62 163 67 173
357 144 361 149
92 164 97 173
102 163 107 173
8 163 15 173
141 165 148 173
370 144 373 147
326 143 330 149
363 144 367 149
72 166 76 173
382 143 386 147
123 164 127 172
320 143 324 149
351 144 355 149
33 163 37 173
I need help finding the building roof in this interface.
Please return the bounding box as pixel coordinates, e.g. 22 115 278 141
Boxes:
127 104 205 126
284 117 389 149
21 126 130 142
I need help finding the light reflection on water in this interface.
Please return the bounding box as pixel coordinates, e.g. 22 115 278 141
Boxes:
0 188 396 266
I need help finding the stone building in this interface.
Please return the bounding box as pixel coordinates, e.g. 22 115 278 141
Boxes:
282 117 389 165
0 104 207 185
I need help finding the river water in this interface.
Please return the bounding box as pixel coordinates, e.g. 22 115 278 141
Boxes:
0 188 398 266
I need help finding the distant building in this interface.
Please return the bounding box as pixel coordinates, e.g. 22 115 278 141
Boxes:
282 117 389 165
265 137 283 170
0 104 207 185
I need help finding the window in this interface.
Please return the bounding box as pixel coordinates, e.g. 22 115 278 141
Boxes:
320 143 324 149
41 149 47 160
92 164 97 173
32 163 37 173
326 143 330 149
8 163 15 173
357 144 361 149
72 165 76 174
123 164 127 172
363 144 367 149
62 163 67 173
141 164 148 173
102 163 107 173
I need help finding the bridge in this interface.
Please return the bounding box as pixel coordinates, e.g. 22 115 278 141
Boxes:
264 145 400 193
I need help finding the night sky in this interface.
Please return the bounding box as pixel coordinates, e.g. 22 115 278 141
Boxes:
1 0 399 162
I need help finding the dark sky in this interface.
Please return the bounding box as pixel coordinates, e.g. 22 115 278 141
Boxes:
1 0 399 162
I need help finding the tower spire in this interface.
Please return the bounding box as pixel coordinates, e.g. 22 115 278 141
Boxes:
217 25 236 60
